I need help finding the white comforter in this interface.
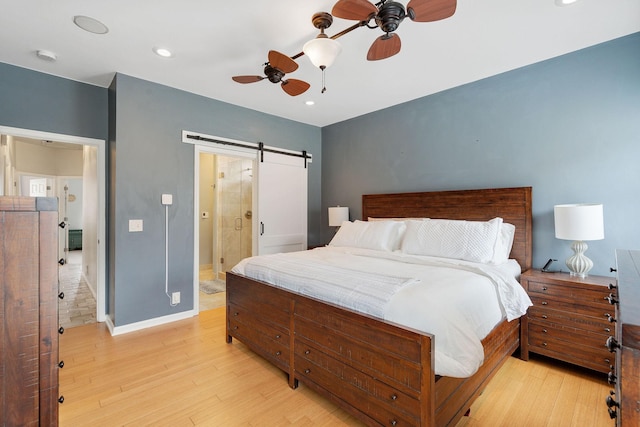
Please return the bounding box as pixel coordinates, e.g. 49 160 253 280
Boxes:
232 246 532 378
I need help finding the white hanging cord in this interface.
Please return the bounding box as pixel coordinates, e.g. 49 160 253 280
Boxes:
165 203 176 306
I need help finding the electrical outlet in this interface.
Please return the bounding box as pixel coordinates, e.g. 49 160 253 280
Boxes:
171 291 180 305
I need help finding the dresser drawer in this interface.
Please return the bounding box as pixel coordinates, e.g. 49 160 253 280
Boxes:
528 319 610 349
527 306 614 336
529 331 613 372
294 348 420 426
528 280 611 307
529 294 613 320
228 304 289 370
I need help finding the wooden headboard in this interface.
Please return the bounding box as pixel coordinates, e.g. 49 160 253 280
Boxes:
362 187 532 271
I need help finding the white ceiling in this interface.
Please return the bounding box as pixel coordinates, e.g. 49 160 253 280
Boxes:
1 1 638 127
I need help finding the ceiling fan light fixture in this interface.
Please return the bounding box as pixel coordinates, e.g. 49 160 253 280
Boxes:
303 36 342 69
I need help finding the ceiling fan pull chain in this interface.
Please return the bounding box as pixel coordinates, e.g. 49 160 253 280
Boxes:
321 65 327 93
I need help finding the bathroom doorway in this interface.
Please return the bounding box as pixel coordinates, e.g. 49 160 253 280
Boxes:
198 152 254 310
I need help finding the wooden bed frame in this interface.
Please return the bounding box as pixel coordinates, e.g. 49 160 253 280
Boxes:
226 187 532 426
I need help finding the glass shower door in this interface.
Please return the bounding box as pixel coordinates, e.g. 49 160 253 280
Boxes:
216 156 253 277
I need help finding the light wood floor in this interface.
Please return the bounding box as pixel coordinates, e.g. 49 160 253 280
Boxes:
59 307 613 427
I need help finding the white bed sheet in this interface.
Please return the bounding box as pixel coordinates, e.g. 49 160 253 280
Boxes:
232 246 532 378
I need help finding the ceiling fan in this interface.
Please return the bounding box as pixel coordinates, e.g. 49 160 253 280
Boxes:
232 50 311 96
332 0 457 60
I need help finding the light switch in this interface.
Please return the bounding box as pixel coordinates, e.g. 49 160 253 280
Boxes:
129 219 143 232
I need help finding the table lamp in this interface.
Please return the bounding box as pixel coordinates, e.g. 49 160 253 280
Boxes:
554 203 604 278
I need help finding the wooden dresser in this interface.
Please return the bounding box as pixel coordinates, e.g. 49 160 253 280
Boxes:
607 249 640 425
520 269 616 373
1 196 61 426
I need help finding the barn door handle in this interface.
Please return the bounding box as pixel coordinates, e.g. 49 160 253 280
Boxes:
260 222 264 236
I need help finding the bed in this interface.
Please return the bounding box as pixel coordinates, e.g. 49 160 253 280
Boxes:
226 186 532 426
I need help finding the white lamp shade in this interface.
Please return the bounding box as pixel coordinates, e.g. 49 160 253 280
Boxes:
328 206 349 226
303 37 341 69
554 203 604 241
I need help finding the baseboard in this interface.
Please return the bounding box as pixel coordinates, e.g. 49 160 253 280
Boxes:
107 309 197 336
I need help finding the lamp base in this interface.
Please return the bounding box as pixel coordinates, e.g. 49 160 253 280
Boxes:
565 240 593 278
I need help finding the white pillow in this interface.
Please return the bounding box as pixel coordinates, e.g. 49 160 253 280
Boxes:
491 222 516 265
329 220 406 252
401 218 503 263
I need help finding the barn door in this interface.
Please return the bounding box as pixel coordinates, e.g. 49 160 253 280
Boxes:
257 151 307 255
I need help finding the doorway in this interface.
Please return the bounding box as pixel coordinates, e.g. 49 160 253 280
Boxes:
198 152 254 311
0 126 107 324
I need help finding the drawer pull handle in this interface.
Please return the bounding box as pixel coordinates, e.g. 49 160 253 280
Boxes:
233 326 238 330
275 351 281 356
58 326 64 334
390 394 398 401
605 314 616 323
304 369 310 374
604 358 611 364
541 301 548 305
604 327 611 333
305 349 310 355
234 312 239 316
541 315 548 319
606 293 618 305
608 371 617 385
58 360 64 368
606 336 620 352
58 396 64 404
275 334 281 339
542 342 548 347
542 286 547 291
390 421 398 426
542 329 547 333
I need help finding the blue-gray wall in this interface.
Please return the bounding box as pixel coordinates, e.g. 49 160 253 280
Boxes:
322 32 640 277
0 62 107 139
109 74 321 326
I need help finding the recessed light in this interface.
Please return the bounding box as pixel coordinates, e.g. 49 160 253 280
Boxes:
305 100 315 106
36 50 57 62
73 15 109 34
555 0 579 6
153 47 173 58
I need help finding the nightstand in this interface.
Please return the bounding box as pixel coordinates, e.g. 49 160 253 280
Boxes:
520 269 617 373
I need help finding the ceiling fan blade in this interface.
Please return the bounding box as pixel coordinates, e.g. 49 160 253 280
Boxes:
332 0 378 21
367 33 401 61
407 0 457 22
269 50 298 74
232 75 265 84
281 79 311 96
